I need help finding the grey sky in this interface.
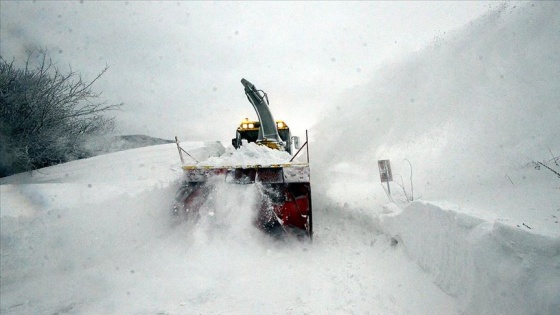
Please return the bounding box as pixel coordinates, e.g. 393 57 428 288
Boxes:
1 1 492 142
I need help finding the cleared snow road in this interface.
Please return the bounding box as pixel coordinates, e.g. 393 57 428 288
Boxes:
0 143 457 314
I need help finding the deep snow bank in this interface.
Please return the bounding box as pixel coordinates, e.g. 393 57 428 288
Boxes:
0 141 224 185
84 134 175 156
309 2 560 314
376 201 560 314
310 1 560 218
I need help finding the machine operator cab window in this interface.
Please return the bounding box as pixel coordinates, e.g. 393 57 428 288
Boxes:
232 118 295 155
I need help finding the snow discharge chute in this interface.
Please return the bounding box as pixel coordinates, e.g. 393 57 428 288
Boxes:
241 78 284 151
175 79 313 239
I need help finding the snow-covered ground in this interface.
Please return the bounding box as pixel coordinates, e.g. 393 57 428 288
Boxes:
1 1 559 314
310 2 560 314
1 142 459 314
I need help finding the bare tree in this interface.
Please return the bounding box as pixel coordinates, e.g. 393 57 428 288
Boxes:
0 48 123 177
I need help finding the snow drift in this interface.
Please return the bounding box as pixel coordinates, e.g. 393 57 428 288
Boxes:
2 1 560 314
376 202 560 314
84 134 175 156
312 2 560 201
311 2 560 314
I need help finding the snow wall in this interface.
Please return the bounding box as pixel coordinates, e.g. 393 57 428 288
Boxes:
311 2 560 314
376 202 560 314
311 1 560 195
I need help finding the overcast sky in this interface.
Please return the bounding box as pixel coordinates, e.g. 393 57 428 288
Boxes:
1 1 493 142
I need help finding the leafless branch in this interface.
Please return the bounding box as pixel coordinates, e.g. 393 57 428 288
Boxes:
0 47 123 176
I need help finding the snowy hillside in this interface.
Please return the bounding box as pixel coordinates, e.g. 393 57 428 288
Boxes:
1 1 559 314
84 134 175 156
311 2 559 314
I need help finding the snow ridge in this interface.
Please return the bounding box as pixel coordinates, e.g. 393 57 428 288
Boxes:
376 201 560 314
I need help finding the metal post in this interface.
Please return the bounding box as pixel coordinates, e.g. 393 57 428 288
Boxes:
175 136 185 165
305 130 309 164
386 165 391 195
378 159 393 196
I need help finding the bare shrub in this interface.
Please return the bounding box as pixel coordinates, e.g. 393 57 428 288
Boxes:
0 48 122 177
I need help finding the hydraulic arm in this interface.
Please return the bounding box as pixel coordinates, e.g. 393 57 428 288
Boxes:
241 78 285 151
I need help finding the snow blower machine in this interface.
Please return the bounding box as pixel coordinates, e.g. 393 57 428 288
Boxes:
174 79 312 238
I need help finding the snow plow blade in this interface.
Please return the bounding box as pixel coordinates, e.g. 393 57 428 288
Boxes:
175 163 313 238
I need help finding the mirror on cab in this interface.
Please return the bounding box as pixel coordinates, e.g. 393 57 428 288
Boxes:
292 136 301 150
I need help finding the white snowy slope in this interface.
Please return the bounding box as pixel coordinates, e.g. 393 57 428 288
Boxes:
311 2 560 314
1 142 456 314
1 1 559 314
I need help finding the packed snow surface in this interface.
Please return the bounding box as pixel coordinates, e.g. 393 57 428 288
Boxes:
2 2 560 314
0 143 457 314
